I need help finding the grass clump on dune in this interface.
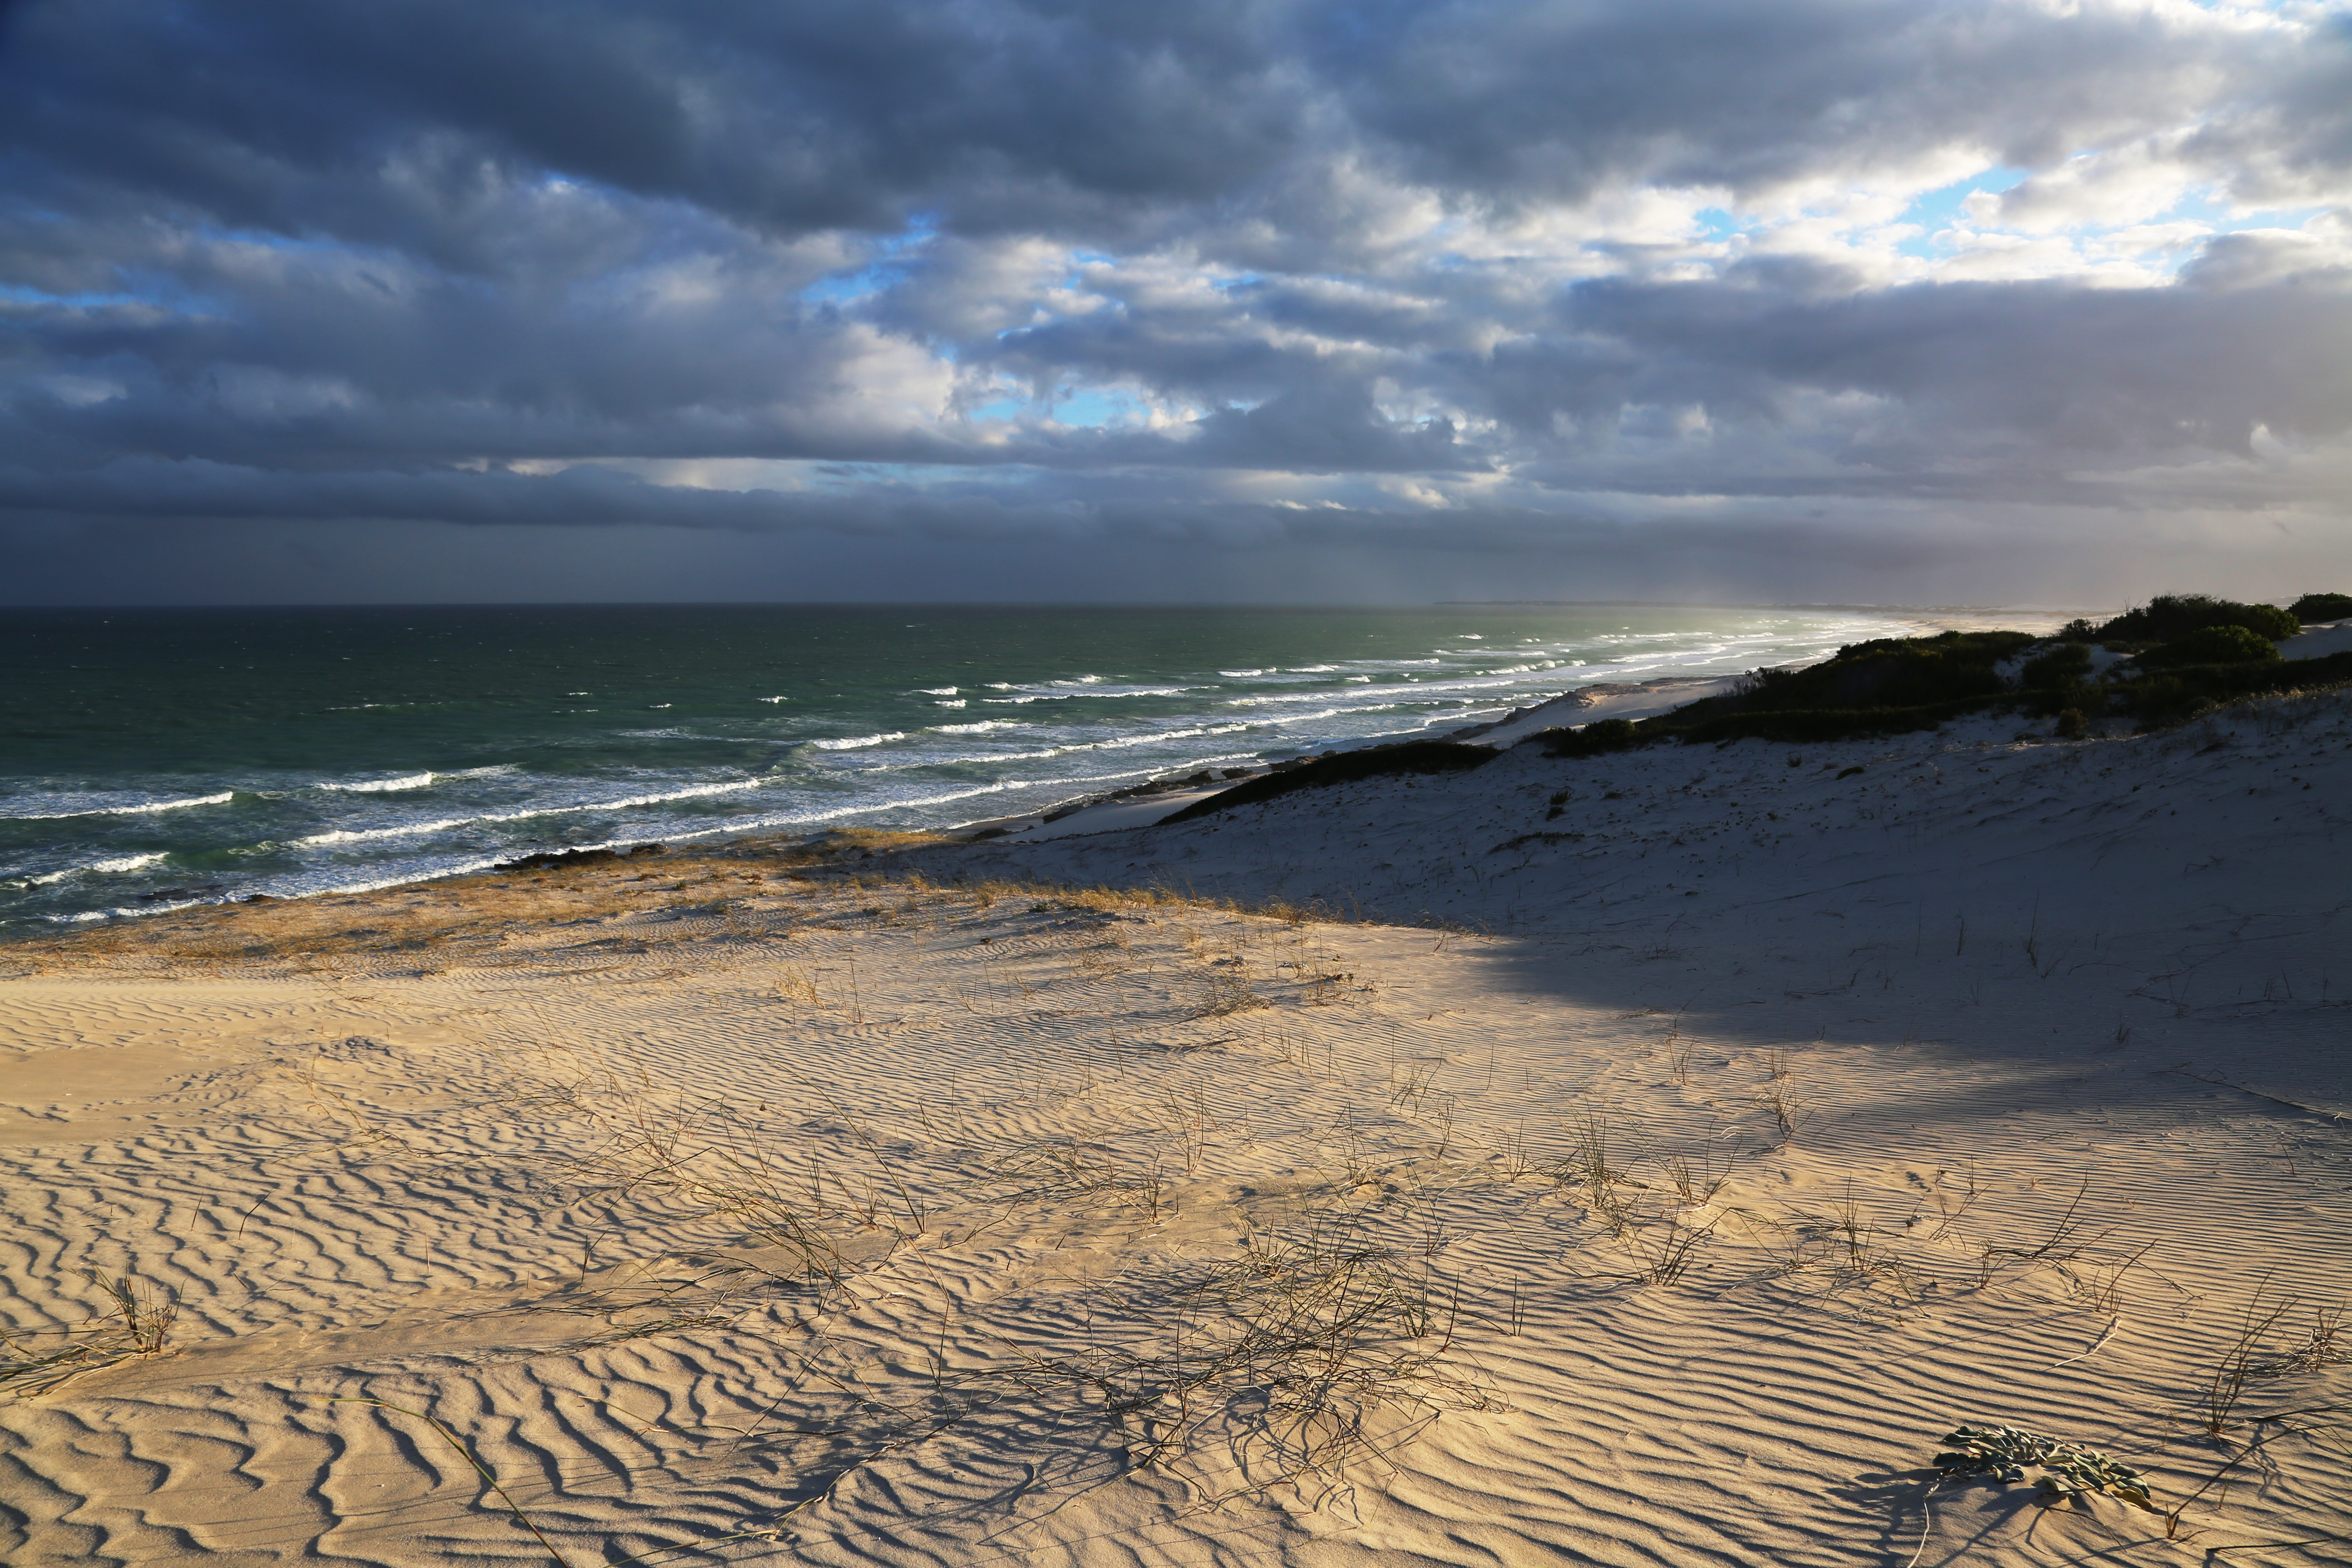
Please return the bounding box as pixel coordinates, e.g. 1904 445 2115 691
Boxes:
2289 591 2352 624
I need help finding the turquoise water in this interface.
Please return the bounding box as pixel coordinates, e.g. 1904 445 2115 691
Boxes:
0 603 1919 929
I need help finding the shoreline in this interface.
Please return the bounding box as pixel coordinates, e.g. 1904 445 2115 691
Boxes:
4 606 2081 934
0 673 1754 932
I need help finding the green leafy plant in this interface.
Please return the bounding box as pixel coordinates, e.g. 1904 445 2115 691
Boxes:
1161 740 1497 822
1546 717 1640 758
2022 641 2093 688
1930 1424 2157 1510
2138 625 2284 669
2287 591 2352 624
2097 594 2298 643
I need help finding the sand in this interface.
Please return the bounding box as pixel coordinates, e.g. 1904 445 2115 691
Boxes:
2284 619 2352 662
2 690 2348 1566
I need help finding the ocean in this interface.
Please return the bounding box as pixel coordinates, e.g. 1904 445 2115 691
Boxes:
1 602 1926 931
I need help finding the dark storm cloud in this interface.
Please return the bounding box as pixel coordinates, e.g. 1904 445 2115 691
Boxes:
7 0 2321 242
1556 266 2352 459
1 0 2347 602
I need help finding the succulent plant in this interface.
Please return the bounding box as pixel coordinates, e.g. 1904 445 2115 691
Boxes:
1931 1425 2157 1511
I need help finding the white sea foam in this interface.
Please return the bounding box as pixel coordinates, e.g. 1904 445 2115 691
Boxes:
1288 664 1338 673
1219 668 1267 677
759 696 787 703
982 685 1191 704
869 718 1263 773
811 732 907 751
289 777 773 846
935 720 1022 735
22 851 170 886
917 686 959 695
319 772 435 793
656 757 1272 841
1 791 236 821
935 699 966 708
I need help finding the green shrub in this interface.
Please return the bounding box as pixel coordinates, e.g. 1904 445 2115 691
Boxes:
2056 618 2100 641
2021 642 2092 688
2137 624 2284 668
1160 740 1498 822
2028 678 2107 720
2114 648 2352 729
2097 594 2298 643
1541 717 1640 758
2288 592 2352 624
1538 695 2012 755
1662 698 2007 746
1667 630 2032 724
1527 631 2036 760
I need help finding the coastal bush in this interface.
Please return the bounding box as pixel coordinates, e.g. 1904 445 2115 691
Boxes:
1533 695 2011 757
2030 681 2107 721
2096 594 2298 644
1160 740 1498 822
1680 630 2034 720
2289 591 2352 624
1543 717 1639 758
2114 648 2352 728
1657 699 2000 746
2136 624 2284 669
2021 641 2092 688
1526 632 2040 758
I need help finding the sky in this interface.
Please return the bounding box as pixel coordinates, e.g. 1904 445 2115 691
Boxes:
2 0 2349 607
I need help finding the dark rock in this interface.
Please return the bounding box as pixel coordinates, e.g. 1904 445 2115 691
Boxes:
494 847 620 871
139 884 225 901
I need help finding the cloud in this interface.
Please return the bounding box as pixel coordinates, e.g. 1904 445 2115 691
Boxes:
1 0 2348 604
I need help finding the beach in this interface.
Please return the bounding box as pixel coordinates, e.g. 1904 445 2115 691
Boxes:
2 682 2348 1566
1 604 2066 932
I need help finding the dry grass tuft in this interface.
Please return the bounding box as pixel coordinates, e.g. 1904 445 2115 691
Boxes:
0 1269 180 1401
1194 968 1272 1017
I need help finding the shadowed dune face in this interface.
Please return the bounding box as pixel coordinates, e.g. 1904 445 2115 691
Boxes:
0 695 2346 1565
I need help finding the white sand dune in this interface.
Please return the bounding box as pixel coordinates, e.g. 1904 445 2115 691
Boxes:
1 687 2347 1566
2283 618 2352 662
